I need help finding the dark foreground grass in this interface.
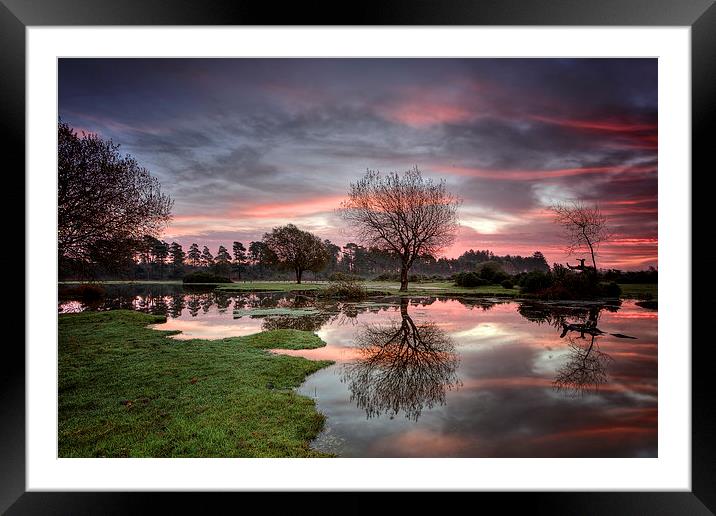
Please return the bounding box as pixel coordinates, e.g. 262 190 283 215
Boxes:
59 310 333 457
618 283 658 300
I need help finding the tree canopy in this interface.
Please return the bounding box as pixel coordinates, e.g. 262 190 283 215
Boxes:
262 224 329 283
58 121 173 273
338 166 460 290
549 200 610 271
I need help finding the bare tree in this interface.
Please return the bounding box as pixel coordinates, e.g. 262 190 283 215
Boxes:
262 224 329 283
341 299 461 421
549 201 610 271
58 121 173 271
553 334 613 396
339 167 460 291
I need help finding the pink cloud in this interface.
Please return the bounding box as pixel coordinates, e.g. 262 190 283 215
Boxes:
529 114 657 133
432 164 655 181
378 81 484 128
235 195 346 219
384 102 475 127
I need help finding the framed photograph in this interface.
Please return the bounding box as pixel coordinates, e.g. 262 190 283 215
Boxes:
4 0 712 512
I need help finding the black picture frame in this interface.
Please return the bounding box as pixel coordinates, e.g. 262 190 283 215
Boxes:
3 0 712 513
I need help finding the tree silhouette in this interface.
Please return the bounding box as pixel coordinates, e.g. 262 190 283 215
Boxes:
339 166 460 291
323 239 341 274
200 246 214 268
232 241 247 280
58 121 172 273
153 240 169 280
549 200 610 271
169 242 185 277
262 224 329 284
187 243 201 267
341 299 461 421
248 241 274 276
215 245 232 277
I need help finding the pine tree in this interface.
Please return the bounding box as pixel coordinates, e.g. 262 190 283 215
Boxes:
232 241 247 280
215 245 232 277
169 242 185 277
201 246 214 268
187 243 201 267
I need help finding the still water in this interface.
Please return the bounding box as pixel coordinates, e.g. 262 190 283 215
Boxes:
59 284 657 457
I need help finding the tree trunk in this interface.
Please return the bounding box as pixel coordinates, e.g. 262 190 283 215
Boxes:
587 241 597 271
582 229 597 271
296 268 302 284
399 297 409 317
399 262 409 292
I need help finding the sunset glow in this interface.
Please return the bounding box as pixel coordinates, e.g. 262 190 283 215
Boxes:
59 58 657 269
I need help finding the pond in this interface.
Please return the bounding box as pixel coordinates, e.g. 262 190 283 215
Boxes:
59 284 657 458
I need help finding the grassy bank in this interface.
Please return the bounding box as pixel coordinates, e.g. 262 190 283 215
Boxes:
59 280 185 285
216 280 657 301
216 281 326 292
59 310 333 457
60 279 657 301
617 283 658 300
216 280 523 297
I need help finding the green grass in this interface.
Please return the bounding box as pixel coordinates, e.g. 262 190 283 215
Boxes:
364 281 522 297
617 283 658 300
217 280 522 297
60 279 657 301
59 310 333 457
216 281 325 292
60 280 185 285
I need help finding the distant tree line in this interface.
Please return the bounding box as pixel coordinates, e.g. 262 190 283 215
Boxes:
61 228 554 282
601 267 657 284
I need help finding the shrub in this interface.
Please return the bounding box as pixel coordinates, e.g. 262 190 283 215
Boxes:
521 268 622 300
602 281 622 298
454 272 488 287
500 279 514 289
541 269 600 299
328 271 361 282
373 272 400 282
476 261 504 282
322 278 368 300
519 271 554 293
182 271 232 283
492 271 510 284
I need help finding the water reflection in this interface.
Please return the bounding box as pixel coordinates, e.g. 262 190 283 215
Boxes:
553 334 613 396
58 285 657 457
517 301 630 396
262 314 335 332
341 299 461 421
517 301 620 332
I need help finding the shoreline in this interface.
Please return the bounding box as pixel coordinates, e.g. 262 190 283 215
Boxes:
59 280 658 301
58 310 334 457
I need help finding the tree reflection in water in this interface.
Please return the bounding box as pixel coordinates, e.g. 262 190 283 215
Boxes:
553 333 613 396
341 299 461 421
262 313 335 332
518 301 621 396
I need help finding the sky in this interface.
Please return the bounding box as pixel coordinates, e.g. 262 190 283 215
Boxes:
58 58 658 270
